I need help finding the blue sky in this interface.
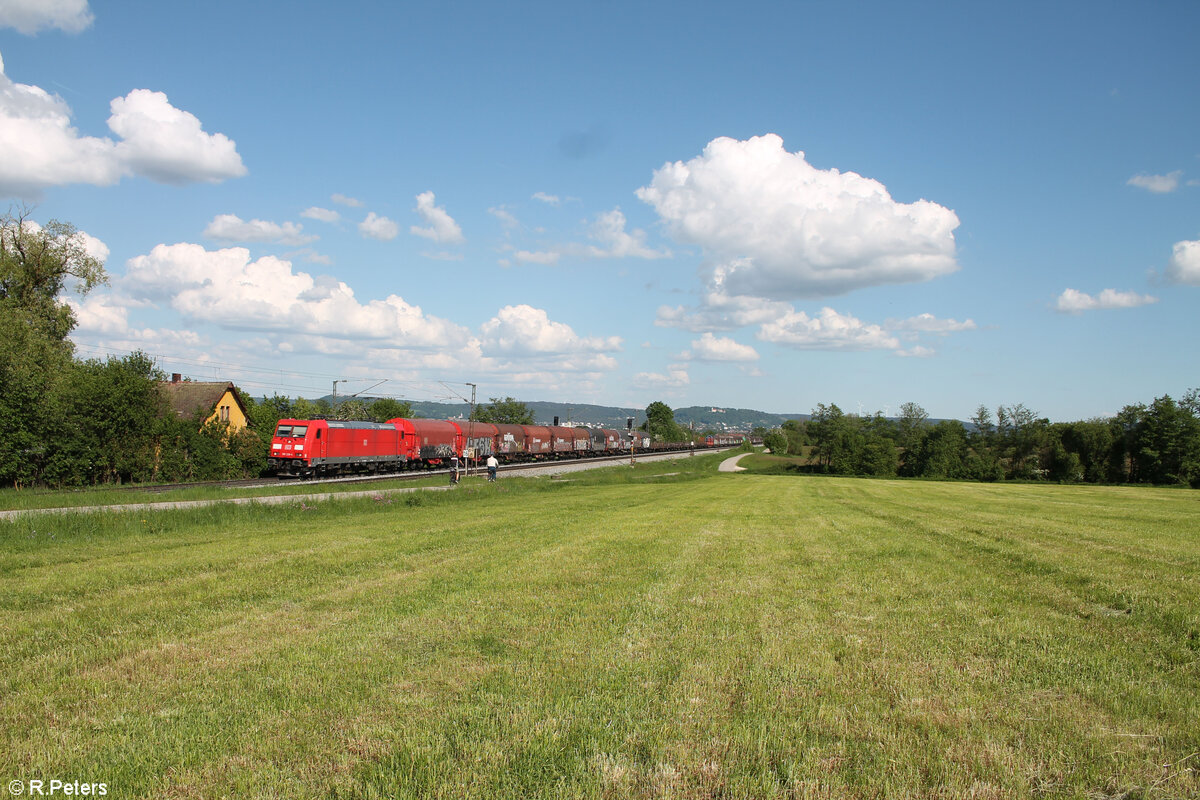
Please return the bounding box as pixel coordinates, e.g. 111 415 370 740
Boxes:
2 0 1197 421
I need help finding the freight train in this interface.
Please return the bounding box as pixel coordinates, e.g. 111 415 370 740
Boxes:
267 417 734 478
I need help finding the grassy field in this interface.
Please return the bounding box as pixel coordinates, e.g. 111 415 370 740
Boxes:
0 472 457 513
2 456 1198 798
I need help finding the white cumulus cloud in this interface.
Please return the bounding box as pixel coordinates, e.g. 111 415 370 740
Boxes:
65 293 129 334
107 89 246 184
1127 171 1182 194
204 214 316 246
1165 239 1200 286
1055 288 1158 313
76 229 109 262
687 332 759 362
757 307 901 351
587 208 670 259
410 191 464 243
637 134 960 299
512 250 560 265
0 57 245 195
0 0 92 34
122 242 468 347
885 313 977 333
532 192 561 206
331 193 363 207
488 206 519 228
300 206 340 223
656 291 792 332
632 365 690 391
358 212 399 241
479 304 621 356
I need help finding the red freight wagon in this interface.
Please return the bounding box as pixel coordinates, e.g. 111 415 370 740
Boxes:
451 420 498 457
493 424 527 456
570 427 591 453
523 425 553 457
269 419 403 477
392 418 460 461
598 428 623 451
547 426 576 454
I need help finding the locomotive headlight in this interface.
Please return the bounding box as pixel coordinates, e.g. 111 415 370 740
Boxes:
272 443 282 450
294 445 304 451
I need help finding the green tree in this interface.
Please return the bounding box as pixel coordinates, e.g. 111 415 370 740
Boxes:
997 403 1047 479
643 401 686 442
369 397 414 422
808 403 858 473
762 428 787 454
964 404 1003 480
0 209 107 487
245 393 293 434
291 396 332 419
1 208 107 332
1181 388 1200 417
44 351 166 486
331 398 369 421
475 396 534 425
781 418 807 455
908 421 969 479
896 401 930 476
856 415 898 476
1132 395 1200 486
1053 419 1116 483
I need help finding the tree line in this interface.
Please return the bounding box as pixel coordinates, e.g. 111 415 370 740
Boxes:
760 396 1200 487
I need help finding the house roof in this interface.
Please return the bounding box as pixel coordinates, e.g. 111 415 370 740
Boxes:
159 381 248 421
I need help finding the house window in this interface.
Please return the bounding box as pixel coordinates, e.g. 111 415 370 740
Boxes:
220 405 230 422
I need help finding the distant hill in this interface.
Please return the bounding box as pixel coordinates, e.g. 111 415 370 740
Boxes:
397 400 808 432
300 396 955 431
404 400 644 428
674 406 808 431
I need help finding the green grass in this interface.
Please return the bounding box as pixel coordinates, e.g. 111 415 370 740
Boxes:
2 457 1198 798
0 472 457 512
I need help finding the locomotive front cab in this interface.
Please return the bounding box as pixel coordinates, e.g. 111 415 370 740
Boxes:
268 419 321 476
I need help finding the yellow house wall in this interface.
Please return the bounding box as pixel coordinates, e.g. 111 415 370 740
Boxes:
205 389 248 431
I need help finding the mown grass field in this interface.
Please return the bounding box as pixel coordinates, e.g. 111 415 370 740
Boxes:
2 456 1198 799
0 472 455 513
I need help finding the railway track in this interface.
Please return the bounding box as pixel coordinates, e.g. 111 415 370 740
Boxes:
1 448 736 520
114 446 725 495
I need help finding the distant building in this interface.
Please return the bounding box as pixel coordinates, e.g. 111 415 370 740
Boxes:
160 374 249 431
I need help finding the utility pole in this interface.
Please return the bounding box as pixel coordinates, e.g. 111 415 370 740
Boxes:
332 379 346 416
466 382 476 476
437 380 479 476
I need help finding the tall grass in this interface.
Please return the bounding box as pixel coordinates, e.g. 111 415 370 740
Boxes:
1 460 1197 798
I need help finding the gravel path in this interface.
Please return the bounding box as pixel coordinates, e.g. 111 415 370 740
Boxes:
718 453 751 473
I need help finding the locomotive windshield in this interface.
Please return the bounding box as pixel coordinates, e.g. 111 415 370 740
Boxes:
274 424 308 438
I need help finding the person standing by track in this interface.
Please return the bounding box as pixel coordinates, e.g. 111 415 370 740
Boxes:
486 454 498 482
